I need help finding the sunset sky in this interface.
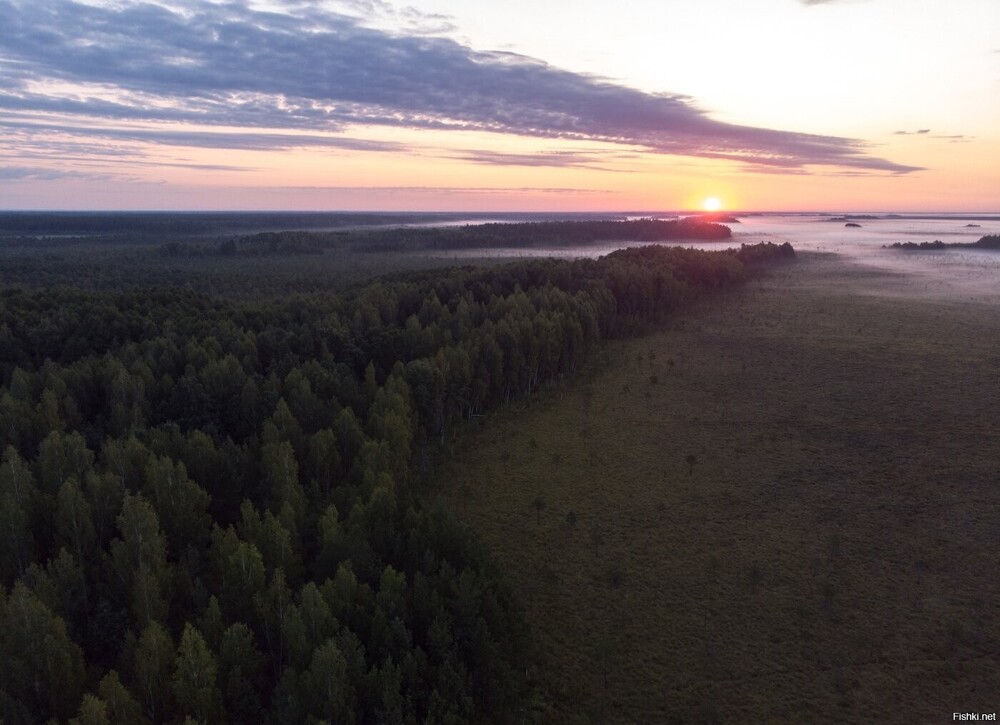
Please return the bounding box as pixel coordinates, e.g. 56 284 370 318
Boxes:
1 0 998 211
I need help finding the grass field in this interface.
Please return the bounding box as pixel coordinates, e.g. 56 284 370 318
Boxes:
437 253 1000 723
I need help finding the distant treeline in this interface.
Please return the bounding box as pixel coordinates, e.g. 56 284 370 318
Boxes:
0 212 486 239
0 241 790 723
0 212 705 241
354 218 732 252
885 234 1000 251
159 218 733 258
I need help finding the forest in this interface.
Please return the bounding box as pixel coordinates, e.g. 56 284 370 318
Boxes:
885 234 1000 250
0 229 793 723
162 218 731 257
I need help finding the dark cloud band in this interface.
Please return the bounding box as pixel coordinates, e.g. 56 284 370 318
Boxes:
0 0 919 173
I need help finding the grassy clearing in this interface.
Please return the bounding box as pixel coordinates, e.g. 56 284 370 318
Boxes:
437 253 1000 723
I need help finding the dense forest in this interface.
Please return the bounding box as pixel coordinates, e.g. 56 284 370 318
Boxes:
0 212 493 238
0 216 734 298
157 219 732 258
0 234 792 723
885 234 1000 250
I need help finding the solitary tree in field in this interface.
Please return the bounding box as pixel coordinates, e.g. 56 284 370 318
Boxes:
565 510 577 531
685 453 698 476
589 522 604 555
531 496 546 525
594 633 621 701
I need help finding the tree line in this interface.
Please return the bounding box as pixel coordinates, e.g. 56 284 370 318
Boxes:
0 241 792 723
154 218 733 258
885 234 1000 251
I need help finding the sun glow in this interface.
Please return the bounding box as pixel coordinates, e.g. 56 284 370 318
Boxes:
703 197 722 212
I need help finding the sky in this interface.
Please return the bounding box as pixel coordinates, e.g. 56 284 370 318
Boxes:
0 0 998 212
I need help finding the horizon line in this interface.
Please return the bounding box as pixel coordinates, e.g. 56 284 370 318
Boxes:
2 209 1000 216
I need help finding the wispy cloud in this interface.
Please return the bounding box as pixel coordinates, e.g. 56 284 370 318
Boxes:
892 129 974 143
251 185 609 195
0 165 120 181
0 0 919 174
0 114 406 152
449 149 632 172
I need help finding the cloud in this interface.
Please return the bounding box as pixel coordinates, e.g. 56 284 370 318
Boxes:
0 0 920 174
0 121 260 176
0 115 406 152
0 165 120 181
0 111 406 184
891 129 974 143
448 149 631 172
251 185 608 195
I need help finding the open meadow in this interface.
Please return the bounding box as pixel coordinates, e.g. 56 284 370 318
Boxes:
438 253 1000 723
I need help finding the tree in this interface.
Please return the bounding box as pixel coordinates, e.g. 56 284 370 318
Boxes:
85 470 124 547
132 621 174 722
110 493 168 630
589 522 604 555
100 436 151 493
97 669 145 725
260 440 305 536
314 504 347 582
377 564 408 624
0 582 86 722
141 455 210 552
0 445 38 582
46 547 88 632
197 595 224 652
253 567 294 678
307 428 341 500
70 694 110 725
55 477 96 610
267 398 305 458
333 407 364 470
172 623 219 723
37 430 94 498
531 495 546 525
218 622 264 723
302 638 350 722
685 453 698 476
299 581 335 645
210 525 265 625
263 509 303 587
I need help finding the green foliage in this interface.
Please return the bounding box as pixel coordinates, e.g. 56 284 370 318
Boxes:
132 621 175 721
0 222 791 721
0 582 86 722
172 624 219 723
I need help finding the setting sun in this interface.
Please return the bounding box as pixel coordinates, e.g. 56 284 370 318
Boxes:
703 197 722 212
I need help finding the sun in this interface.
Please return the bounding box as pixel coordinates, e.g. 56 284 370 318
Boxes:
703 197 722 212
